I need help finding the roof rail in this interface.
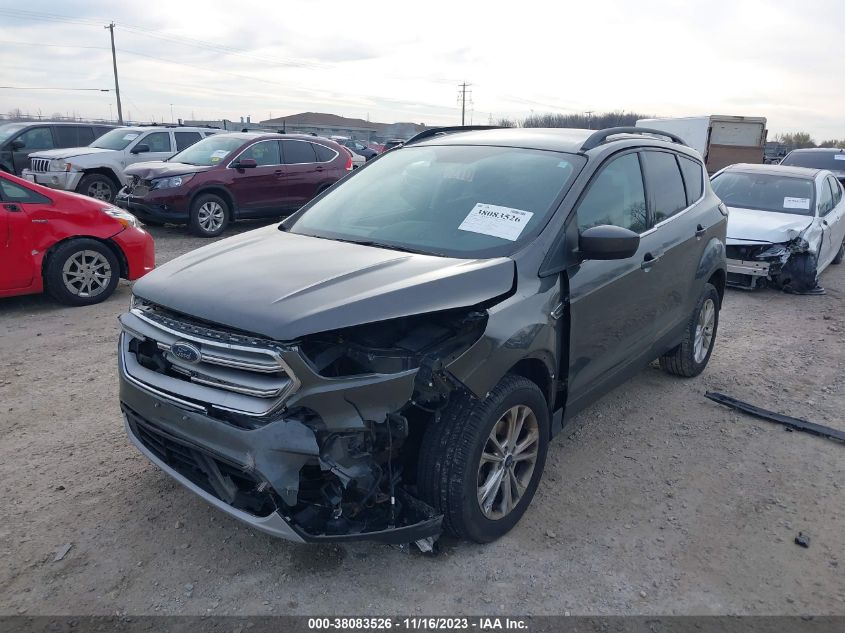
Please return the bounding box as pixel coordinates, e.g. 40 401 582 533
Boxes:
580 126 687 151
404 125 502 146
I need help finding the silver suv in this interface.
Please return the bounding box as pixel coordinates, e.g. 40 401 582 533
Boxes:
22 125 218 202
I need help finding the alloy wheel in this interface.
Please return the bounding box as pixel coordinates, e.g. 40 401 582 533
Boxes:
87 181 113 201
694 298 716 363
477 404 540 520
62 250 112 298
197 201 225 233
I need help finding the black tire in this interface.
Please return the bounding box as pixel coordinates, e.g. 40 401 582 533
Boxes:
659 282 720 377
832 240 844 265
76 173 118 203
189 193 230 237
417 374 550 543
44 238 120 306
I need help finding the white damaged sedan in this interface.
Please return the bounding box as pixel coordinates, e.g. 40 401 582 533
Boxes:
711 164 845 294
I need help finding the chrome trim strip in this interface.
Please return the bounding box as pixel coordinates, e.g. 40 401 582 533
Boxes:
156 341 282 373
119 334 206 412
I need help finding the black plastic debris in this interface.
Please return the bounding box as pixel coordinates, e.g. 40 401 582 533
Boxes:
795 532 811 548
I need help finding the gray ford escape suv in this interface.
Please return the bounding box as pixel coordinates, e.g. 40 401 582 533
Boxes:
118 126 727 545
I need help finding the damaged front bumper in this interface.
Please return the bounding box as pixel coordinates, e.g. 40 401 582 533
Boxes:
116 303 491 544
726 239 819 292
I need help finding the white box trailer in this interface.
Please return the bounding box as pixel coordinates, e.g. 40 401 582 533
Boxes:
635 115 768 173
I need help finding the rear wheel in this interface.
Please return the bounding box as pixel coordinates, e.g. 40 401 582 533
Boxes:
189 193 230 237
659 283 720 377
417 374 549 543
45 238 120 306
77 173 118 202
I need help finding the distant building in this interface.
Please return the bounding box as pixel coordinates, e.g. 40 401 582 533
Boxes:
259 112 431 142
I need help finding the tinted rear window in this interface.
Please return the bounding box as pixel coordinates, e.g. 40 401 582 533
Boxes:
711 172 816 216
175 131 202 151
283 140 317 164
781 151 845 171
313 143 336 162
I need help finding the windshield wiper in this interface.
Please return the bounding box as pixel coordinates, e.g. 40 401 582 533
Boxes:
332 237 442 257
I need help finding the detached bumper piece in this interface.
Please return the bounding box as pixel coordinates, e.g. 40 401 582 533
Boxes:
121 402 442 544
725 243 822 294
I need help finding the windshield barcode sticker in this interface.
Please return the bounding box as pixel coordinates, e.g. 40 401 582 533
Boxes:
458 203 534 241
783 197 811 210
835 154 845 161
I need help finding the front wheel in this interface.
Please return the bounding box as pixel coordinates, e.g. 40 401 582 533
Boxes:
45 238 120 306
77 173 118 202
417 374 549 543
189 193 230 237
659 282 720 377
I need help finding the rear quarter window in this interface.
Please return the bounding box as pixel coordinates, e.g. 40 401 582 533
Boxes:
678 155 704 204
313 143 337 162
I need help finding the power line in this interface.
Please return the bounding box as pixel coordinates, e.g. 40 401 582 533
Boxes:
0 86 110 92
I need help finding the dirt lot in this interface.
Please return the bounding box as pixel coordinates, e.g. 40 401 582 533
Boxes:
1 222 844 616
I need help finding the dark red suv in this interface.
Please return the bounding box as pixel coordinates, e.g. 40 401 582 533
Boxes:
115 133 352 236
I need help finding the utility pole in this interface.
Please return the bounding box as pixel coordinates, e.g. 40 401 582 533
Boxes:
458 82 472 126
105 22 124 124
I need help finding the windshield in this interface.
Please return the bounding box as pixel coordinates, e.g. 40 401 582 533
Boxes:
285 144 584 257
168 135 245 166
90 128 145 150
780 150 845 171
0 124 27 144
712 172 816 216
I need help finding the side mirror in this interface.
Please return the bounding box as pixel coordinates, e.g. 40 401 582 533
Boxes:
131 144 150 154
236 158 258 169
10 140 25 150
579 225 640 260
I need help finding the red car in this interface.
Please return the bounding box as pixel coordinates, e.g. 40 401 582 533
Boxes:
0 171 154 306
116 132 352 237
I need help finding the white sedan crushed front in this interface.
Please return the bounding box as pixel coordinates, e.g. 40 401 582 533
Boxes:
711 164 845 294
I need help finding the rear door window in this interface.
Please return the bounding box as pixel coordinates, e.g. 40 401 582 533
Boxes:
54 126 85 147
577 152 648 233
77 127 95 145
282 140 317 164
174 131 202 151
678 155 704 205
143 132 172 152
641 151 688 223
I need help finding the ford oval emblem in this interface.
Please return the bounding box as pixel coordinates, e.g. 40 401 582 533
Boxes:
170 341 201 364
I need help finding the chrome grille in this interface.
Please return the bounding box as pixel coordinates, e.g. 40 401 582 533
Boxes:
30 158 50 172
119 306 299 416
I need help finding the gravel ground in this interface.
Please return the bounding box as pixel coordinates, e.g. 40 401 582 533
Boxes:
1 221 843 616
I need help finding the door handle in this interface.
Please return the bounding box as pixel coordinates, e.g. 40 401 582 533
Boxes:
315 166 324 172
3 203 21 212
695 224 706 237
641 252 661 270
274 169 284 176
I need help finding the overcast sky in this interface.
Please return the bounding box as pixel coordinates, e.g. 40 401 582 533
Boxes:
1 1 843 139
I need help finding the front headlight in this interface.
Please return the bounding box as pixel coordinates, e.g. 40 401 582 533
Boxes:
49 160 72 172
151 174 194 189
102 205 140 228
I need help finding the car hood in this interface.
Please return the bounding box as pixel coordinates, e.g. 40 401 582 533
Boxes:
132 225 515 341
124 161 213 179
28 147 114 160
726 206 814 245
